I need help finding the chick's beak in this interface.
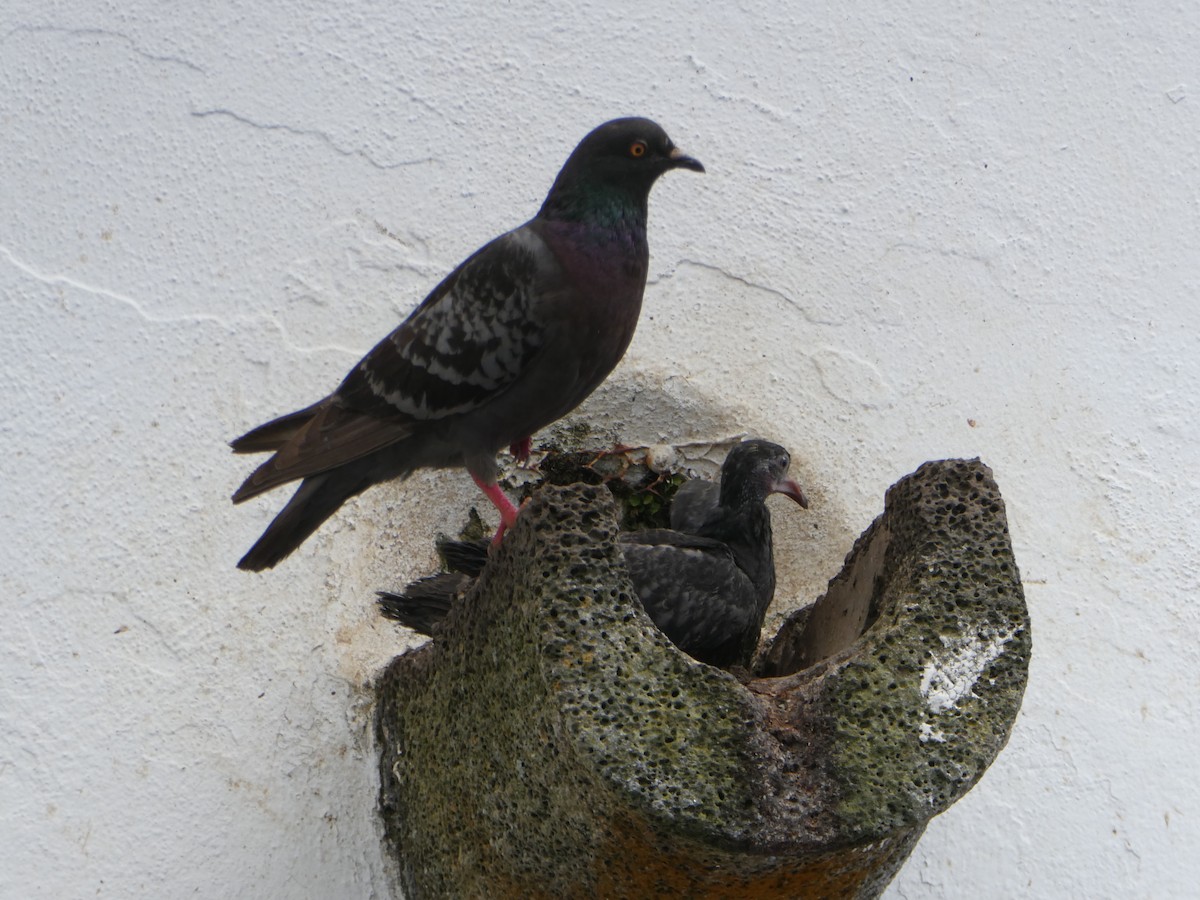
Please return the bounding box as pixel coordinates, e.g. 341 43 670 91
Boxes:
772 477 809 510
668 146 705 173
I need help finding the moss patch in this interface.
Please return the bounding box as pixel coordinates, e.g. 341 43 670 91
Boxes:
376 460 1030 898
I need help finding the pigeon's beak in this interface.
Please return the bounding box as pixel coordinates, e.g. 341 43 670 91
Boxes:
668 147 705 173
771 477 809 510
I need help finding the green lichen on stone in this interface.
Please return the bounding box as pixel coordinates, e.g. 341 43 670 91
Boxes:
541 419 596 453
375 459 1031 899
823 460 1032 839
378 485 769 897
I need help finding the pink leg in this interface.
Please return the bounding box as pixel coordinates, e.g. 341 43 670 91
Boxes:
509 436 532 464
471 472 519 545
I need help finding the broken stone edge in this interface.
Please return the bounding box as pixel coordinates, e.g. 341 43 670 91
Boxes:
756 457 1032 845
375 459 1030 897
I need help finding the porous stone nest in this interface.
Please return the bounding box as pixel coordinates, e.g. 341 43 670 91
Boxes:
375 458 1030 899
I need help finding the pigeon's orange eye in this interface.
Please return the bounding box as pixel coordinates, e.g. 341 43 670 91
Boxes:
629 140 648 158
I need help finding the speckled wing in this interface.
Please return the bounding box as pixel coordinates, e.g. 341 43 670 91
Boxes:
620 530 758 662
232 226 554 501
337 225 553 422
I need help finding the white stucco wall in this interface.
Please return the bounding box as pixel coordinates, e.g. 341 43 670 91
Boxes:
3 2 1197 897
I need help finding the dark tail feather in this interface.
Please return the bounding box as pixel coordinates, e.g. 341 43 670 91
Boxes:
377 573 470 635
230 402 322 454
435 537 490 577
237 471 359 571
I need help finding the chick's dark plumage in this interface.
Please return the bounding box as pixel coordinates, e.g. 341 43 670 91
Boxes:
620 440 807 667
232 118 702 570
379 440 806 669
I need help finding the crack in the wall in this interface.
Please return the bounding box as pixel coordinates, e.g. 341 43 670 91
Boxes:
0 244 360 361
190 108 435 172
684 54 791 122
1 243 235 329
657 258 841 326
2 24 206 73
881 239 1000 275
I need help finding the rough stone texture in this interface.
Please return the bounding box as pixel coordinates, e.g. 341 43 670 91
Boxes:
376 459 1029 898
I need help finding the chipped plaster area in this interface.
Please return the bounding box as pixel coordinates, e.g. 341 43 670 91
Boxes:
3 2 1199 899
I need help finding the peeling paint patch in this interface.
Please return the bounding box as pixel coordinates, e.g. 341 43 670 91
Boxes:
810 347 892 410
920 629 1015 714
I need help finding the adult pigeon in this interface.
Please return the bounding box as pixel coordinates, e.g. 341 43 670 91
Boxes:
231 118 703 571
379 440 807 669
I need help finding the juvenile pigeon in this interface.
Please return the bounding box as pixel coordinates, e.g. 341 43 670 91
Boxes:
379 440 807 669
378 570 472 636
668 477 720 533
232 118 703 571
621 440 807 667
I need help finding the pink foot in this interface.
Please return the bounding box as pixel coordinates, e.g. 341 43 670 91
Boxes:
490 521 509 546
471 473 519 545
